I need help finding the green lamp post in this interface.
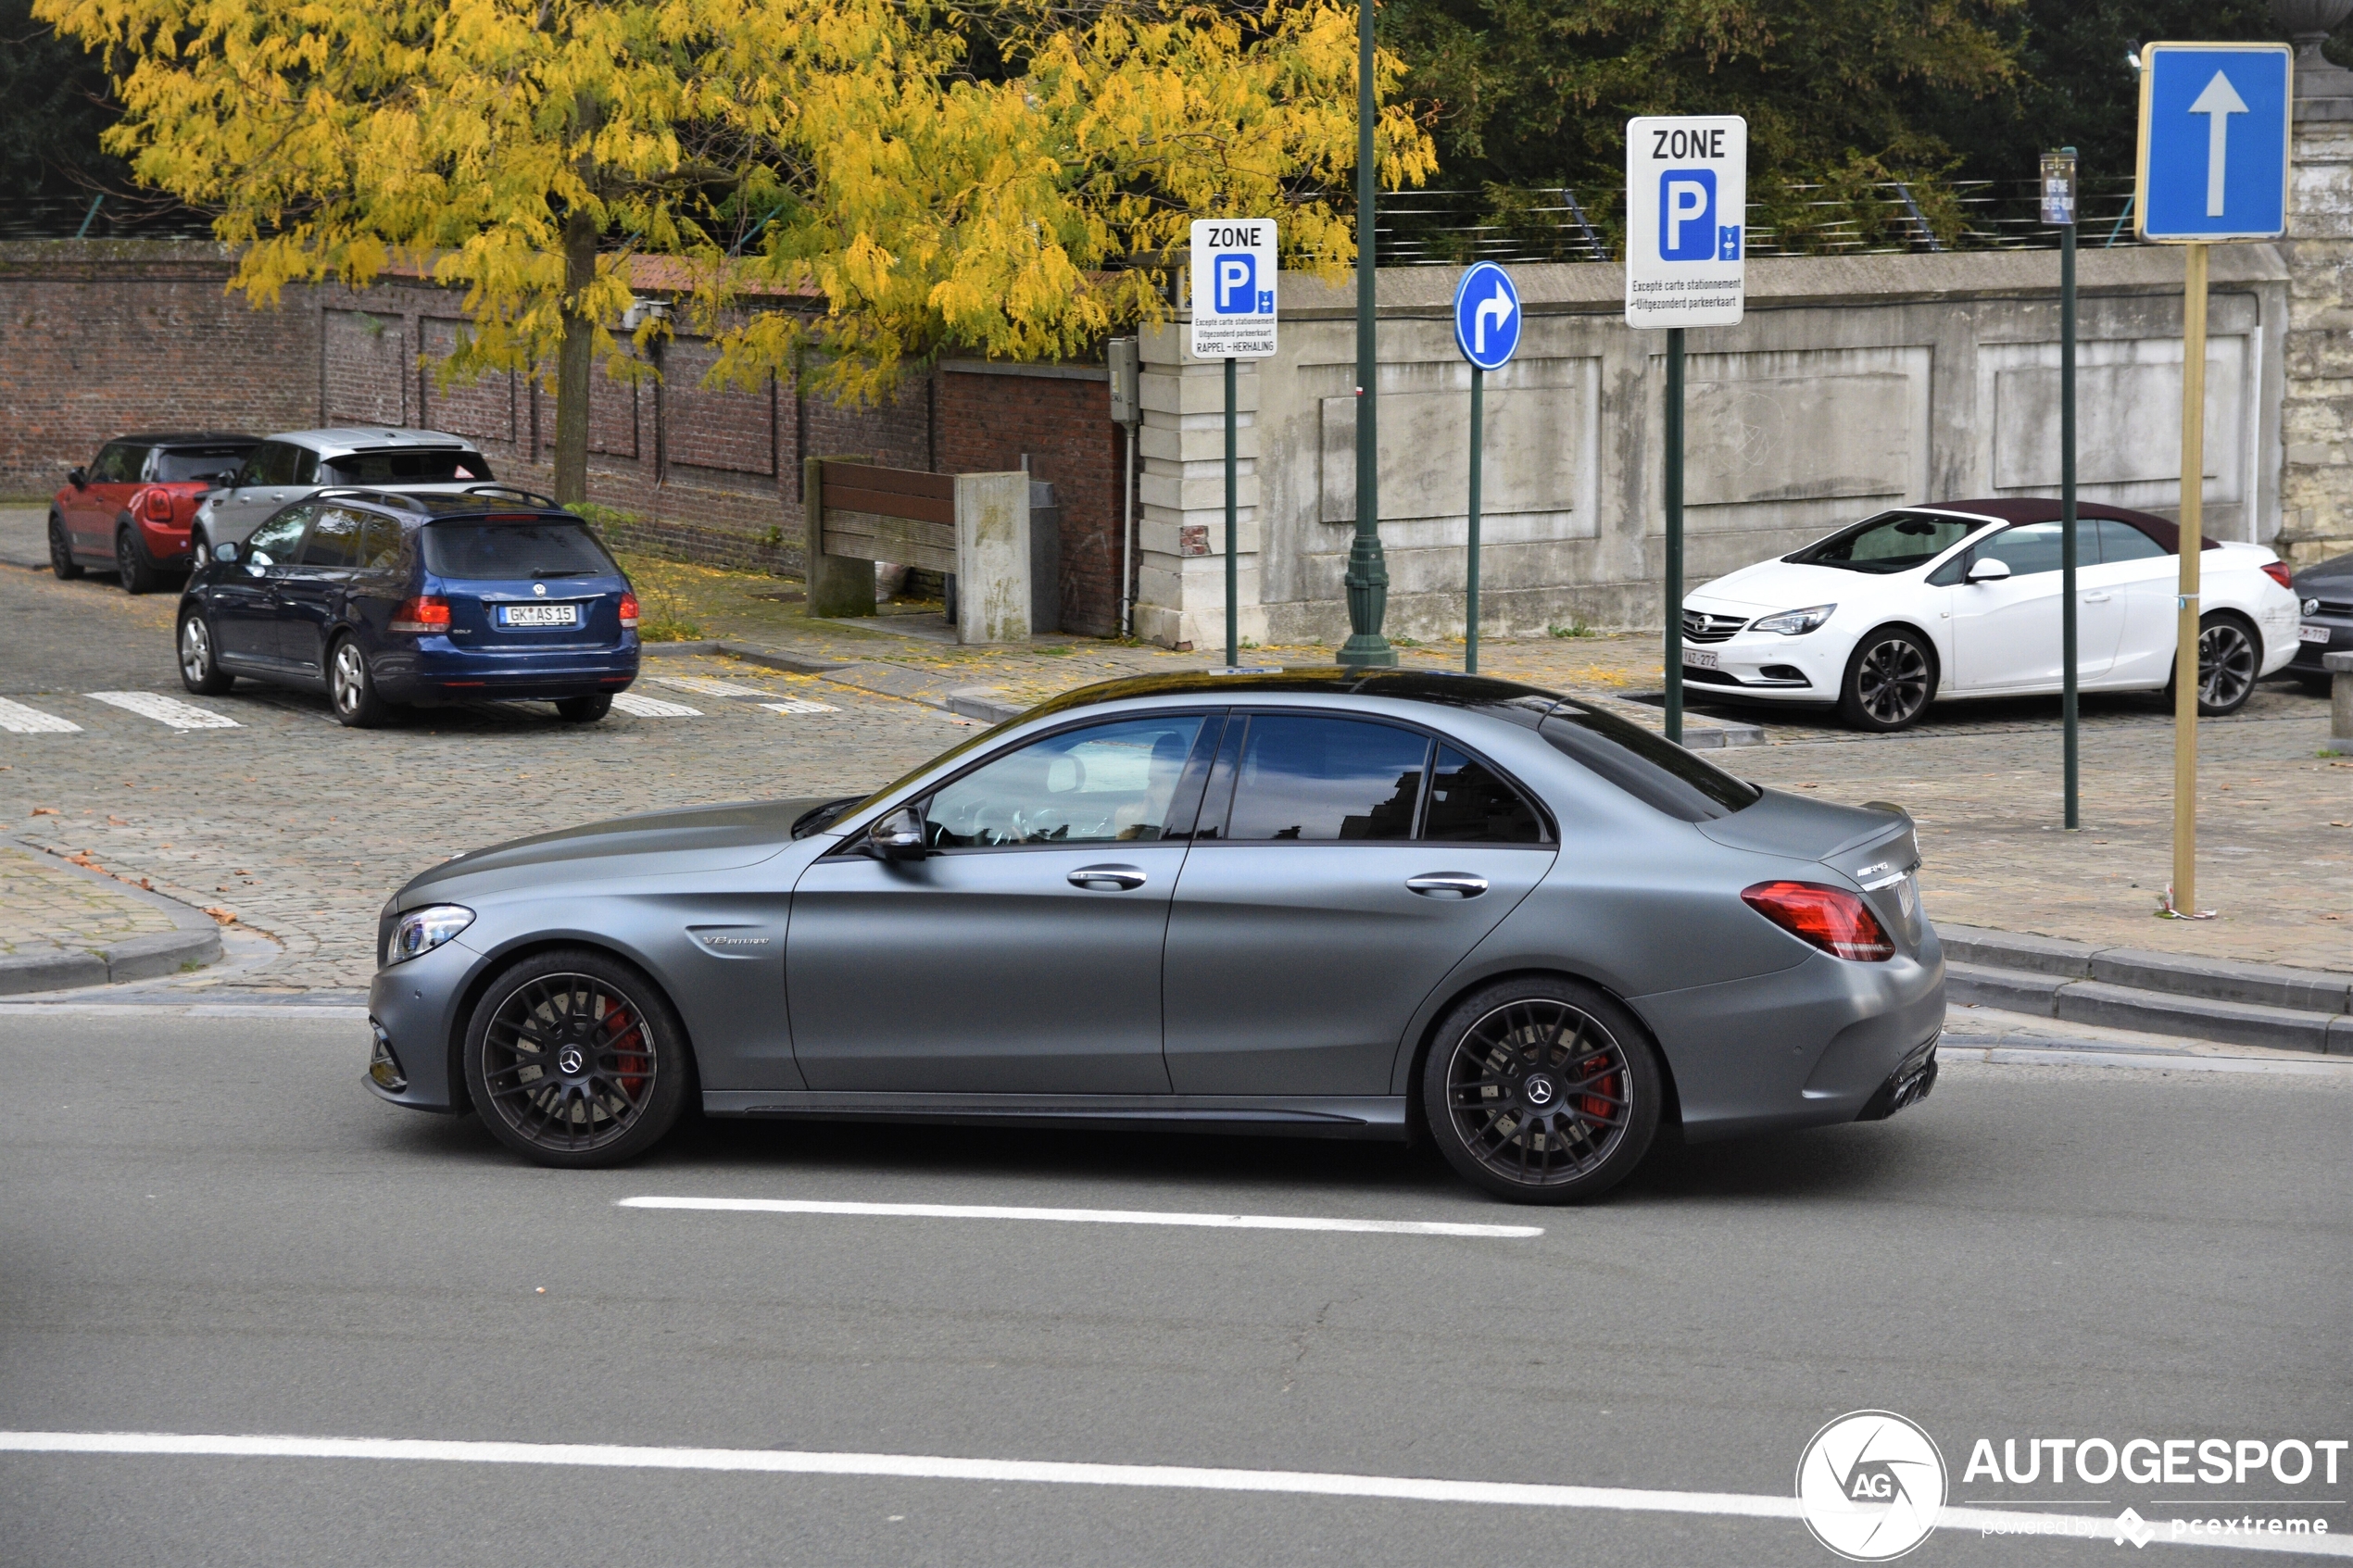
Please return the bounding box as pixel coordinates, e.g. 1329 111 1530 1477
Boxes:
1337 0 1396 669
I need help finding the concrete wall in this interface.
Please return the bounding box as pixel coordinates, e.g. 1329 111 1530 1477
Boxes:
2280 100 2353 569
1136 246 2293 646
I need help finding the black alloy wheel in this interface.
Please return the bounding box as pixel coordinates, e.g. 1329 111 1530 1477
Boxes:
328 635 395 728
178 612 234 696
2196 615 2259 716
464 949 690 1167
1838 626 1935 732
117 525 163 595
48 513 82 580
555 693 613 723
1422 978 1662 1204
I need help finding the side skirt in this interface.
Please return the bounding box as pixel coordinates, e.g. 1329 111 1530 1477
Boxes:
701 1091 1412 1143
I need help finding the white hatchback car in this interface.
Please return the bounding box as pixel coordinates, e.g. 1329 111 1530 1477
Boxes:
1680 500 2301 731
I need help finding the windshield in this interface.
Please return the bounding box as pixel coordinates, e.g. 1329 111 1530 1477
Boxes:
1785 510 1982 574
1538 701 1762 822
324 448 493 484
422 521 618 580
155 445 255 482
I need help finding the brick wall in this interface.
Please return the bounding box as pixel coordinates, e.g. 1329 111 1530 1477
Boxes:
0 242 321 495
936 364 1127 636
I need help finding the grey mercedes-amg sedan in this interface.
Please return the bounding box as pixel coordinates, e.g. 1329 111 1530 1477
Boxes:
367 669 1944 1203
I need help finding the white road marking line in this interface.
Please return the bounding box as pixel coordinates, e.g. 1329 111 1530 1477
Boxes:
1939 1045 2353 1078
652 675 773 697
84 692 239 730
759 698 839 715
610 693 703 719
0 697 80 734
618 1196 1541 1238
1 1433 2340 1556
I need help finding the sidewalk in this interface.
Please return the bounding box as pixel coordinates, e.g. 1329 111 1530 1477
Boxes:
0 840 223 993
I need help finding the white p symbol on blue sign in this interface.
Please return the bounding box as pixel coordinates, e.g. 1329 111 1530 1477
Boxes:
1659 170 1716 260
1214 254 1259 313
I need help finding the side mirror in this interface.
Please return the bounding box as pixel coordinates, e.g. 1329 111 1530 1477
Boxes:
214 542 241 564
68 468 87 489
869 805 927 861
1965 558 2012 584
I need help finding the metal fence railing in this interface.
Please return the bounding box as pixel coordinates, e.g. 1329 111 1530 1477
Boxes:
0 194 219 244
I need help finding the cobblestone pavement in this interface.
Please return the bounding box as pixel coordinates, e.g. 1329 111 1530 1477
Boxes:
0 842 174 957
3 554 2346 993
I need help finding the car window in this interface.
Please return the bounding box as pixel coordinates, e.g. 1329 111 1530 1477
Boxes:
245 505 315 567
1423 746 1547 843
357 514 405 570
1538 702 1761 822
2095 519 2168 563
1970 521 2066 577
154 445 254 482
290 448 321 485
422 521 617 580
90 443 141 483
926 715 1209 847
299 507 367 567
325 448 492 484
1784 510 1980 574
1220 715 1428 843
239 442 300 487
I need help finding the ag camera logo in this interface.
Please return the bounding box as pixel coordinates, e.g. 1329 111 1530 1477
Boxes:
1797 1410 1947 1562
1213 253 1271 316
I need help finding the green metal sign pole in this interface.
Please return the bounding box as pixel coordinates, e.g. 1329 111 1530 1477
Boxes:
2060 198 2080 829
1337 0 1394 669
1225 355 1239 668
1663 326 1685 745
1466 365 1483 673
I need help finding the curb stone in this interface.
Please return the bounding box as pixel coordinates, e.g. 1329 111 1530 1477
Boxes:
641 637 1028 724
0 840 225 997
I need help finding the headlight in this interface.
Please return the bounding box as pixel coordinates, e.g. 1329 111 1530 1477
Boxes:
390 904 473 963
1752 603 1836 636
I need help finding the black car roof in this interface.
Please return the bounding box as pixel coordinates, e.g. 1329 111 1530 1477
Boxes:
1022 667 1567 724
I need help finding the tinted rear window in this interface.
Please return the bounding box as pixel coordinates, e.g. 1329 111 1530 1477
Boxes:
422 521 618 580
1222 715 1428 842
1539 702 1762 822
326 448 493 484
155 445 254 481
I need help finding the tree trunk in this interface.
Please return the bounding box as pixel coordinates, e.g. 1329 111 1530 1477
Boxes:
553 206 598 506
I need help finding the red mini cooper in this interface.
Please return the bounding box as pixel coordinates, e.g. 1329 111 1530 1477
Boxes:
50 433 258 594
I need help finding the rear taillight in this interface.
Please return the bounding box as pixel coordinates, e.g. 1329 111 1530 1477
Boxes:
389 596 452 634
142 490 174 522
2262 560 2294 590
619 591 639 630
1742 880 1895 962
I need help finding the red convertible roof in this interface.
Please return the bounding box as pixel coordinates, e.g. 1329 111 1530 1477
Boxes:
1928 497 2217 553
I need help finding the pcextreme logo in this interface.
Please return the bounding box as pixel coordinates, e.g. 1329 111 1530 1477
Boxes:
1797 1411 1948 1562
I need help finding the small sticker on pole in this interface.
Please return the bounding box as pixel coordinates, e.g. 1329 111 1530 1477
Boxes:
1624 116 1746 330
1189 219 1279 359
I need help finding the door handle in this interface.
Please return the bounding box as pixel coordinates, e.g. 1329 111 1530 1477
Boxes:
1406 872 1489 898
2082 592 2113 603
1068 864 1146 891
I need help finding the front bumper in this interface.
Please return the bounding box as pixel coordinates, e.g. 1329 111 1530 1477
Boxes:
1679 621 1845 700
364 935 490 1112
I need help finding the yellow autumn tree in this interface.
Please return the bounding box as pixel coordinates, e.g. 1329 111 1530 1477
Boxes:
38 0 1434 497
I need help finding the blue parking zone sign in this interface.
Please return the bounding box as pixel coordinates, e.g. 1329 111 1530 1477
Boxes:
2137 43 2292 242
1213 253 1269 315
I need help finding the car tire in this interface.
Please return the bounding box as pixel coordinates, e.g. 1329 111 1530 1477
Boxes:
1420 976 1664 1205
177 611 234 696
328 634 395 729
2164 611 2262 718
463 947 693 1169
1837 625 1937 732
48 513 82 580
554 693 613 723
116 524 163 595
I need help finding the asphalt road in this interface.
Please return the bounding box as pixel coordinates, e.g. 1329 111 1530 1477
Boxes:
3 1009 2348 1566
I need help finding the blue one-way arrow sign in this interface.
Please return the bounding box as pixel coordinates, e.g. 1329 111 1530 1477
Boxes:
1452 261 1521 371
2136 43 2292 242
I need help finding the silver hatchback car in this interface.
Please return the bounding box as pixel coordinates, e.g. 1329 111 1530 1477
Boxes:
193 428 495 556
366 670 1946 1204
